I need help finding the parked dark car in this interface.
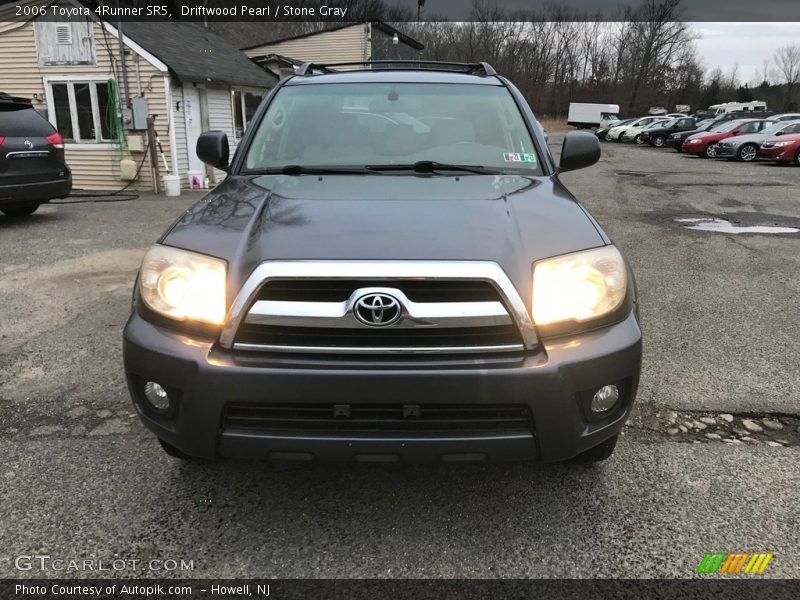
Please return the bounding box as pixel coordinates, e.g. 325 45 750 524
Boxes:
665 118 726 151
0 93 71 216
639 116 699 147
123 61 642 464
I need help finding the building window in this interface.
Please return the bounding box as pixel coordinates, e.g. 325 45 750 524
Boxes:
232 90 261 139
48 80 113 143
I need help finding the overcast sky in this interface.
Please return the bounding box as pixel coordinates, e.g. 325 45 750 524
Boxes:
694 22 800 85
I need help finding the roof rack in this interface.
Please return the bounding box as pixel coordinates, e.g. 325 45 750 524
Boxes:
295 60 497 77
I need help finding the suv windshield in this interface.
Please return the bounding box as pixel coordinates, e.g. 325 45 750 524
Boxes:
244 82 542 175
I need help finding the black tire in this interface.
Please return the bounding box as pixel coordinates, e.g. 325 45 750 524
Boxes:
159 439 197 460
737 143 758 162
633 134 643 144
795 149 800 166
651 135 666 148
1 204 39 217
572 434 619 463
702 144 716 158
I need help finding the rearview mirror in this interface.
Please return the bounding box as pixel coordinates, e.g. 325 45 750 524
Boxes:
559 131 600 173
196 131 230 172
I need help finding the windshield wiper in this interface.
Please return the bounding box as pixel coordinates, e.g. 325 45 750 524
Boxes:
255 165 371 175
366 161 501 175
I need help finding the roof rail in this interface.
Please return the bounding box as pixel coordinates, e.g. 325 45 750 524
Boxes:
295 60 497 77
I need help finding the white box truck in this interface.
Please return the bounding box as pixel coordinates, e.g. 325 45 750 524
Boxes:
567 103 620 128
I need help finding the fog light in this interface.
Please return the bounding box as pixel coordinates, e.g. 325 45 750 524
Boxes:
591 385 619 413
143 381 170 410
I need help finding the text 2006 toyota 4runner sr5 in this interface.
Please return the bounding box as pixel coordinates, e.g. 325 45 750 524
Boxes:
123 61 642 464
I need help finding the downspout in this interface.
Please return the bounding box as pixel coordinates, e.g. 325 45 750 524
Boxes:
115 1 131 107
164 75 179 176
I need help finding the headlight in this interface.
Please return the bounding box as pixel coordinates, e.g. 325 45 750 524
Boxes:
532 246 627 326
773 141 791 147
138 245 227 325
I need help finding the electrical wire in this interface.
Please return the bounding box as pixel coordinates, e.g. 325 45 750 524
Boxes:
51 146 149 204
52 21 150 204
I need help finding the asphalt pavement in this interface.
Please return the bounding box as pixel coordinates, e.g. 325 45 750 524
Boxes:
1 138 798 578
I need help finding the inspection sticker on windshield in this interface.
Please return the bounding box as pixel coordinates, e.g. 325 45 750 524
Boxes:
503 153 537 163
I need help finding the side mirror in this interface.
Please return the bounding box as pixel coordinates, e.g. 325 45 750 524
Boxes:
559 131 600 173
196 131 229 172
775 130 784 136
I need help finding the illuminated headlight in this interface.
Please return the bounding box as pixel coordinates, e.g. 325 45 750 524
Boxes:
532 246 627 326
139 245 227 325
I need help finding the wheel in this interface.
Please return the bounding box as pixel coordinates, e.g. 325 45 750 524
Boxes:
702 144 717 158
1 204 39 217
633 134 644 144
795 149 800 166
651 135 666 148
159 439 196 460
573 435 618 463
737 143 758 162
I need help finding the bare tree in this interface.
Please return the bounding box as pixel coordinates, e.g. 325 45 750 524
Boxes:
774 44 800 109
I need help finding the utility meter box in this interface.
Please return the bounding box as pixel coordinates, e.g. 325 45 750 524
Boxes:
126 134 145 153
130 96 149 130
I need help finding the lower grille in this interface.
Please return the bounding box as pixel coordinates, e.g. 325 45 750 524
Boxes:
223 403 533 435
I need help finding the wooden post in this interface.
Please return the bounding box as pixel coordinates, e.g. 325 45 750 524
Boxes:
147 115 160 194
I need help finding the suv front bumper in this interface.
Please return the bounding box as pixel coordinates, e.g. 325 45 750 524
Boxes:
123 311 642 463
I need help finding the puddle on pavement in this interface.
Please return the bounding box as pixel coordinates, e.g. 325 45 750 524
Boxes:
675 217 800 234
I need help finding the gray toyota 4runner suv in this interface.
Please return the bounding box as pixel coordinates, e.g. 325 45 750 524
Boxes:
123 61 642 464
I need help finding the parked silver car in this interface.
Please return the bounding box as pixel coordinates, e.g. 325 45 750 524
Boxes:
716 120 800 161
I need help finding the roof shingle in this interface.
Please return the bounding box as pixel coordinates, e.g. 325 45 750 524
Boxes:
122 21 276 88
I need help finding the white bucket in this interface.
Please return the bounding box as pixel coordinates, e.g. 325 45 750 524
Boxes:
187 170 204 191
163 174 181 197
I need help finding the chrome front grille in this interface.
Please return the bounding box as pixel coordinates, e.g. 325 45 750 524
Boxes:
256 279 501 303
219 262 538 354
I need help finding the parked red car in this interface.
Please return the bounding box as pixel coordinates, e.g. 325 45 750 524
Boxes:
682 119 773 158
757 133 800 165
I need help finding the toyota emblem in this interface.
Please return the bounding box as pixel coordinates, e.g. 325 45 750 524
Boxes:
354 293 402 327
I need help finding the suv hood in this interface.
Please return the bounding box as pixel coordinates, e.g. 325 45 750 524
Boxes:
163 174 605 293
